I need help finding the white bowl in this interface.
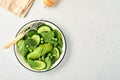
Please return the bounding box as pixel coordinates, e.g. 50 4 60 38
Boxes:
14 20 66 72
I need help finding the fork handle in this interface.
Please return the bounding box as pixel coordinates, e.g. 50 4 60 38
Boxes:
4 33 24 49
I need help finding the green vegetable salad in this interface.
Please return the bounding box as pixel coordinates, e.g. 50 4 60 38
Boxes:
17 22 63 71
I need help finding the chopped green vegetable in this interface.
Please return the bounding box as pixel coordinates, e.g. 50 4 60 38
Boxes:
17 39 24 47
54 29 63 48
25 38 37 51
54 38 58 41
41 55 45 61
28 59 46 70
41 40 44 44
32 34 40 45
27 46 43 59
27 43 53 59
41 31 54 42
40 43 53 55
57 46 62 55
25 30 37 37
45 54 52 70
49 40 58 46
40 38 44 41
37 25 51 33
51 37 55 40
51 47 60 60
51 56 56 64
17 40 28 57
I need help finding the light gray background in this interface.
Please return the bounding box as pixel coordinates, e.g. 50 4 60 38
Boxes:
0 0 120 80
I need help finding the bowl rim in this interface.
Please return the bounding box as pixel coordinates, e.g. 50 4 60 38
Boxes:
13 19 67 72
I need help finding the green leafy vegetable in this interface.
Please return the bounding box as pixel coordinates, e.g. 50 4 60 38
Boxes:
54 29 63 48
49 40 58 46
17 40 28 57
51 47 60 60
27 43 53 59
26 30 37 37
25 38 37 51
32 34 40 45
57 46 62 55
27 46 43 59
28 59 46 70
45 54 52 70
41 31 54 42
41 43 53 55
37 25 51 33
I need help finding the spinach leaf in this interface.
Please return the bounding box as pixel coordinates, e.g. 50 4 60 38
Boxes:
41 31 54 42
25 38 37 51
49 40 58 46
17 40 28 57
54 29 63 48
25 30 37 37
45 54 52 70
27 59 46 70
41 43 53 55
27 46 43 59
27 43 53 59
51 47 60 60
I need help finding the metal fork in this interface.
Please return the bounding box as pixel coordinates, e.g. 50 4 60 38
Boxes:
4 20 42 49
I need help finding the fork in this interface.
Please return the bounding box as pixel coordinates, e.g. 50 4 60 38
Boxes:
3 20 42 49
